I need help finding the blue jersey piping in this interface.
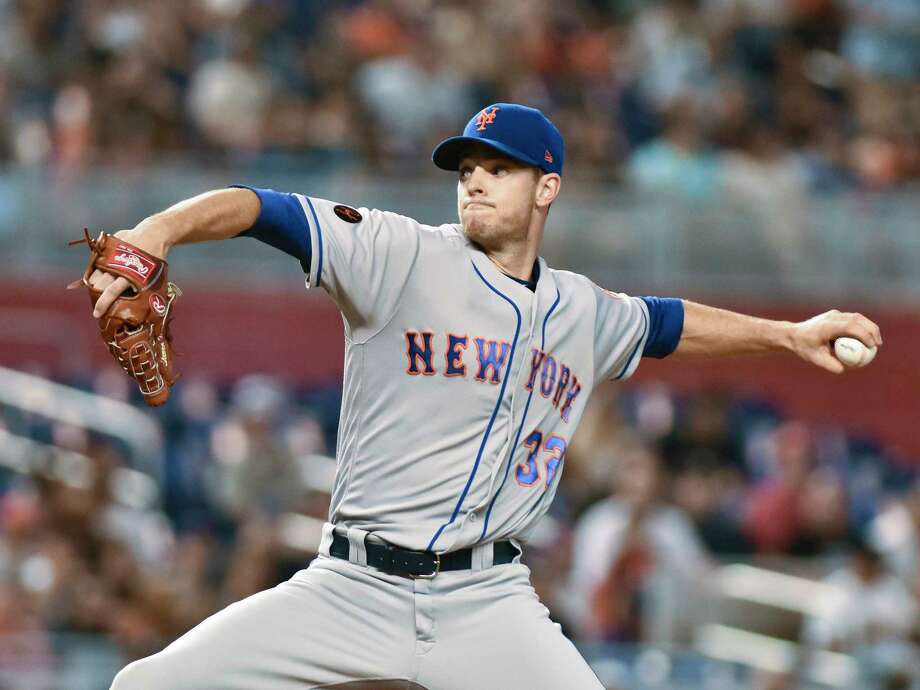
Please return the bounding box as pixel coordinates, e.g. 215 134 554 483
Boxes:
480 286 561 541
304 197 324 288
426 261 522 552
614 302 649 380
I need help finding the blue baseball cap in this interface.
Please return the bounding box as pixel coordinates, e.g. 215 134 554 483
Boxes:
432 103 564 176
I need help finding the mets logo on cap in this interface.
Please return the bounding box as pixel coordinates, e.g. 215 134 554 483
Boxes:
475 106 499 131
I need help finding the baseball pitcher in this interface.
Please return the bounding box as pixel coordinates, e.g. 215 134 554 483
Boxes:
86 104 882 689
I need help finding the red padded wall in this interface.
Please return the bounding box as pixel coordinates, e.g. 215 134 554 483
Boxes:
1 278 917 459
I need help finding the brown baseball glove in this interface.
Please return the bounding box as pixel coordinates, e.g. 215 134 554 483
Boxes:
69 229 181 406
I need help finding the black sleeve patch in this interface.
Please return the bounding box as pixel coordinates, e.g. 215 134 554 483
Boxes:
334 205 363 223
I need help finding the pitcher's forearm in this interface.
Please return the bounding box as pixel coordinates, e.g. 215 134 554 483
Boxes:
132 188 261 256
673 300 881 373
88 188 261 317
674 301 796 357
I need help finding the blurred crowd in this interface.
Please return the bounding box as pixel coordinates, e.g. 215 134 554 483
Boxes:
1 371 919 687
1 2 919 686
0 0 918 190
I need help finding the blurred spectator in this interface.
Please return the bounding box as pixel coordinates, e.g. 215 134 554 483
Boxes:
659 392 754 554
671 457 753 555
354 28 473 169
870 482 920 598
841 0 920 81
799 466 850 549
567 438 710 643
188 34 276 153
629 0 715 110
804 534 920 685
163 377 222 530
0 585 54 690
660 391 743 474
628 98 720 199
744 421 849 555
800 124 859 193
209 375 303 519
563 384 631 515
719 122 810 275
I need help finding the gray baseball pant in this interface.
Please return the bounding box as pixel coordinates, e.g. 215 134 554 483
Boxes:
109 534 603 689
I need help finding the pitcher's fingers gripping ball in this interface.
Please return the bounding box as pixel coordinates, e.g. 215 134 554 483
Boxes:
833 336 877 368
69 229 182 406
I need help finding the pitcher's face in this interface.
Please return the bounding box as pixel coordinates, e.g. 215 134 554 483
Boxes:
457 148 540 251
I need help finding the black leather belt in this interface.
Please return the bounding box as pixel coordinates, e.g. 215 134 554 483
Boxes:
329 532 520 578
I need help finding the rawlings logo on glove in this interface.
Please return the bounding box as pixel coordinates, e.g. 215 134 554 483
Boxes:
149 294 167 315
110 248 156 282
69 229 181 406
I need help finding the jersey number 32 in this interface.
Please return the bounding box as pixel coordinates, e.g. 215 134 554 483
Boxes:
516 430 567 489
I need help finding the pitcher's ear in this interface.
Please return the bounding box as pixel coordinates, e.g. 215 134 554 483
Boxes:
536 173 561 209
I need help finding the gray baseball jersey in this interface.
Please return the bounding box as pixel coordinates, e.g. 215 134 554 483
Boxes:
294 195 658 553
109 188 683 690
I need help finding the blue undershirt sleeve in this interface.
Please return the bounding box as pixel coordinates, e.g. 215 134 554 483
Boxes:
640 297 684 358
229 185 312 273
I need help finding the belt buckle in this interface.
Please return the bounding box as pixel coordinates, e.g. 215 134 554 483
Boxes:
413 551 440 579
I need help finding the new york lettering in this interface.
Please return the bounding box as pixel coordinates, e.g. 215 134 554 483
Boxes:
404 332 582 420
524 347 582 422
405 330 509 384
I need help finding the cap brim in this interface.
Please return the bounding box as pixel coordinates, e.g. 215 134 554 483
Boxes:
432 136 542 171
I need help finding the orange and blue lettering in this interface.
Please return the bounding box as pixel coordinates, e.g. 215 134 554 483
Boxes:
445 334 468 377
516 429 543 487
543 435 567 487
553 365 570 407
560 375 582 422
539 355 557 398
514 431 567 488
405 331 436 376
524 348 544 391
474 338 510 384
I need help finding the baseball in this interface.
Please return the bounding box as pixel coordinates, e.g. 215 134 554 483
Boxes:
834 337 877 368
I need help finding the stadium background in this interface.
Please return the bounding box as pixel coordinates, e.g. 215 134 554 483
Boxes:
0 0 918 688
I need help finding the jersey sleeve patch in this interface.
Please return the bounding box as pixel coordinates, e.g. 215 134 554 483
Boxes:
230 185 312 273
639 296 684 358
333 205 363 223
